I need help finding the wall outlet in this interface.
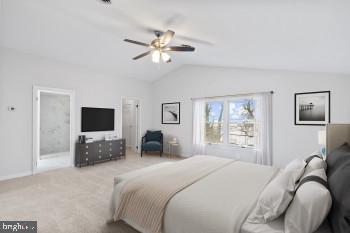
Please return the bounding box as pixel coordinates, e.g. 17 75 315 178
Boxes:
7 106 16 111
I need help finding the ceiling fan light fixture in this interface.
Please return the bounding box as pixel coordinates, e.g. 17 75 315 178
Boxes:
152 50 161 63
161 52 171 63
124 29 195 64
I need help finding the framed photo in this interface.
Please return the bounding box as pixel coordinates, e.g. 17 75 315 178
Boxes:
162 102 180 124
295 91 330 125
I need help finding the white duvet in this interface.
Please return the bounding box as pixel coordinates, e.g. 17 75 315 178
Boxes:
163 161 278 233
109 159 279 233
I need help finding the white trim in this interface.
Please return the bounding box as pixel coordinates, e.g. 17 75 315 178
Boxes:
32 86 76 175
121 97 142 153
40 151 70 159
0 171 32 182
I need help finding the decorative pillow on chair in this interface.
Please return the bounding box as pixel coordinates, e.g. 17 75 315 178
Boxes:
248 159 305 224
285 169 332 233
146 130 162 142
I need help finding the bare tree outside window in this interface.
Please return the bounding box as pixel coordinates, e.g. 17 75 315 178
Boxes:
205 101 224 143
229 99 256 147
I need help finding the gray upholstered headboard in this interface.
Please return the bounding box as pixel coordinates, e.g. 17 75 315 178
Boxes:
325 124 350 233
326 124 350 155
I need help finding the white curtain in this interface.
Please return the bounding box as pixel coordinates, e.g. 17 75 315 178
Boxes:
254 92 273 165
192 99 206 155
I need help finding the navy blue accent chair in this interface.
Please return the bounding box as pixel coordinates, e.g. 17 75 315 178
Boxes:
141 130 163 157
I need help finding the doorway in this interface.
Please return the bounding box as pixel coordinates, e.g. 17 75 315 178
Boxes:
33 86 75 174
122 98 140 152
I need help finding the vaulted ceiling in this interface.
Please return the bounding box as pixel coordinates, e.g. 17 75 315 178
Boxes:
1 0 349 81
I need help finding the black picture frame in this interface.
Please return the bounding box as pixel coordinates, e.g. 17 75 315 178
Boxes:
294 91 331 126
162 102 180 124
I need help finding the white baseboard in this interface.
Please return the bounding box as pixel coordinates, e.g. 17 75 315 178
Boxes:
0 171 32 182
34 164 72 174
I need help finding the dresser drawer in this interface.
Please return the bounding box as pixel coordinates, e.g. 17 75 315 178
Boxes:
77 144 92 150
76 154 90 167
96 147 104 154
110 143 124 152
77 144 96 154
107 141 114 147
106 152 117 159
106 146 114 153
117 150 124 157
81 155 90 162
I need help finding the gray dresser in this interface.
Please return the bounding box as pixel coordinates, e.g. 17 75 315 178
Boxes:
75 139 126 167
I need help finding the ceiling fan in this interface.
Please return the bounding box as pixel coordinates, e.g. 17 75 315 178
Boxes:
124 30 195 63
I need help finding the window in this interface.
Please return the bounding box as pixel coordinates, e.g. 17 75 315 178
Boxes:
205 101 224 143
204 97 257 148
229 99 256 147
193 92 272 164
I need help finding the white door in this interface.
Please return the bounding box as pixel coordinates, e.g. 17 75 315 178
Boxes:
33 86 75 174
122 99 140 152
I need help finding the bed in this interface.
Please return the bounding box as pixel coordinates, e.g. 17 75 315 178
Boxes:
108 124 350 233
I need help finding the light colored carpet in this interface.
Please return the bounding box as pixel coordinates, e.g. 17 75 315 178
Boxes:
0 151 180 233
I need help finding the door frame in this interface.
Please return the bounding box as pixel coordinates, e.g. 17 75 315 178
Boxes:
32 86 75 174
121 97 141 152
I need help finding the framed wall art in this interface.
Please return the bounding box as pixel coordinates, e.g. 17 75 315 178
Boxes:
295 91 330 125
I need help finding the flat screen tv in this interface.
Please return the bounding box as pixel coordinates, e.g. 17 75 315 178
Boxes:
81 107 115 132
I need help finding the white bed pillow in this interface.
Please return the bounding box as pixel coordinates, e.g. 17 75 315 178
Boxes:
285 169 332 233
247 159 305 224
303 155 327 177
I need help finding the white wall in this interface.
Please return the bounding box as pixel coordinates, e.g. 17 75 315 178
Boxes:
0 48 153 179
152 65 350 167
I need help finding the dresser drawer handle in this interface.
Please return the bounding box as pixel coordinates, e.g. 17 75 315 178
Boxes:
120 142 122 145
98 156 101 159
109 154 112 157
99 144 102 147
120 152 123 155
99 150 102 153
85 145 89 149
85 152 88 155
120 147 123 149
109 148 112 151
109 143 112 146
86 158 89 161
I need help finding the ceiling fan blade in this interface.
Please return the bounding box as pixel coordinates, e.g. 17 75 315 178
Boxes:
124 39 150 47
159 30 175 46
175 35 214 46
132 50 153 60
166 46 195 52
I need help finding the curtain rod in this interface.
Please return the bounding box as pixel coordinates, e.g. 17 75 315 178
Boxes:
191 91 274 101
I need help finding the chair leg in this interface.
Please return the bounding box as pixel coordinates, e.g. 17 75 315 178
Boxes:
141 150 143 157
